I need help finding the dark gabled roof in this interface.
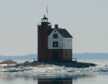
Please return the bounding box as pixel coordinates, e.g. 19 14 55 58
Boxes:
57 29 72 38
48 24 72 38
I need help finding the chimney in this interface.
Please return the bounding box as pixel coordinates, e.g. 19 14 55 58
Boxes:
54 24 59 29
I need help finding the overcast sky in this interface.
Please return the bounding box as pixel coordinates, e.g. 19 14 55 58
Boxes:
0 0 108 55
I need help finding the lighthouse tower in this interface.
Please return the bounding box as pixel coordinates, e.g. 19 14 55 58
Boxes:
38 15 52 62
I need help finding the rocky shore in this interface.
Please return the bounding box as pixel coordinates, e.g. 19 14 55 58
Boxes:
16 61 96 68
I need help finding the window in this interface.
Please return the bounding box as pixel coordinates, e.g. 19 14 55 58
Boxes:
53 41 58 47
53 34 58 39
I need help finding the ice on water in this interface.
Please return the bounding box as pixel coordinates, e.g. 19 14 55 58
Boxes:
0 62 108 79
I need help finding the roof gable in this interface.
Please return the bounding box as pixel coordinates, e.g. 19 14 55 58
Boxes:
48 24 72 38
49 29 72 38
48 28 63 39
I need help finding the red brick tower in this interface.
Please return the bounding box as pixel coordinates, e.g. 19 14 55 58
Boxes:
38 15 52 62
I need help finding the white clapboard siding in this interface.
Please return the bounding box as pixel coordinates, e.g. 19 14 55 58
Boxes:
48 29 72 49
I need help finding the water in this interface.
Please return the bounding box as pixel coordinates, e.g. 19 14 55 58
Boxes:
0 53 108 84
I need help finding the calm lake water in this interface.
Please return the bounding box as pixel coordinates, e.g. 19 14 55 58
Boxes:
0 71 108 84
0 54 108 84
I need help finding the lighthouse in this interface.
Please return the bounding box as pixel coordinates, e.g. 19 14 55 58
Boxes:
38 15 73 62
